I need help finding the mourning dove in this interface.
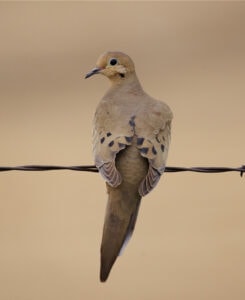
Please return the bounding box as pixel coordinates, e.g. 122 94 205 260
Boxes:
85 51 173 282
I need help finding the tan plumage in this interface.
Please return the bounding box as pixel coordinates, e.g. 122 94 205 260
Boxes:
85 51 173 282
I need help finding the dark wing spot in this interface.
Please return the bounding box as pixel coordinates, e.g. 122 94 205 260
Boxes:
106 132 112 137
118 142 125 148
100 137 105 144
140 147 149 154
129 115 136 128
161 144 165 152
156 136 161 143
125 136 133 143
108 141 114 147
137 137 144 145
152 146 157 155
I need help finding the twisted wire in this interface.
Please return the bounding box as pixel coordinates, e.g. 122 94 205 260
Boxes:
0 164 244 177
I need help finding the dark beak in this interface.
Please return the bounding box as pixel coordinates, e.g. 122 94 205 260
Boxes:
85 67 101 79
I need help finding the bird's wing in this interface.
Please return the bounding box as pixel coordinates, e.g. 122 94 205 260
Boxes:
136 101 173 196
93 101 134 187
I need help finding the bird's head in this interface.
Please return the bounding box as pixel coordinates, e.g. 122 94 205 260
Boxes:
85 51 135 81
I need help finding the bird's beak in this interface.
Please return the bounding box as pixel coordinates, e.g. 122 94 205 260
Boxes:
85 67 101 79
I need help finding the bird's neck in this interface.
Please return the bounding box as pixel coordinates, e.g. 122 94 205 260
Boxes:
108 72 144 95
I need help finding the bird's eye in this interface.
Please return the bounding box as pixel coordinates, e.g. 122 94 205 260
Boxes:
109 58 118 66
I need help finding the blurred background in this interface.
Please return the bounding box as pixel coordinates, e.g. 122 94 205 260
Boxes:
0 2 245 299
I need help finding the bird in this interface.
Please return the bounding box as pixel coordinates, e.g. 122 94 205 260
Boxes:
85 51 173 282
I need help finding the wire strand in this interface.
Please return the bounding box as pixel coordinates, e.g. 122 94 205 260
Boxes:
0 164 244 177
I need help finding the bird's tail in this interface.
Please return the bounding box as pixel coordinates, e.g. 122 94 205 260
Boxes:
100 185 141 282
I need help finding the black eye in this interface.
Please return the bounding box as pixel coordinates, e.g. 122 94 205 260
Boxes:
109 58 118 66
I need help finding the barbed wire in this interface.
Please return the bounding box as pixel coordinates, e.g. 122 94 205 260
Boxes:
0 164 244 177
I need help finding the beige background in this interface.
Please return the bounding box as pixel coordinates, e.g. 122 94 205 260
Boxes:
0 2 245 300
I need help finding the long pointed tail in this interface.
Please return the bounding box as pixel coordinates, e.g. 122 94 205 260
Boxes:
100 186 141 282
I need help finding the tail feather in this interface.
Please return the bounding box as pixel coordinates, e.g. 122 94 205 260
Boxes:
100 187 141 282
119 198 141 256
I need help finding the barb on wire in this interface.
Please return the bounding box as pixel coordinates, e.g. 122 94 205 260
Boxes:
0 164 244 177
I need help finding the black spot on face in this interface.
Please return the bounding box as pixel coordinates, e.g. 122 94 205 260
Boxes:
152 146 157 155
100 137 105 144
108 141 114 147
106 132 112 137
137 137 144 145
119 73 125 78
161 144 165 152
140 147 149 154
